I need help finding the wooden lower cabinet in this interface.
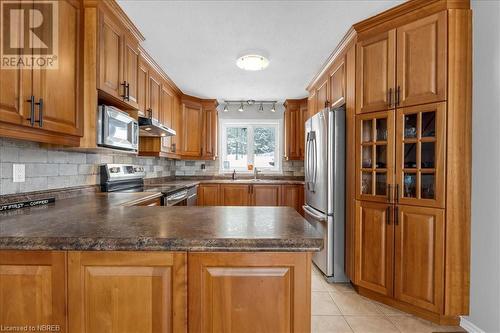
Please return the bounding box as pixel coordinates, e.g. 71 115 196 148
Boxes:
198 184 220 206
394 205 444 313
188 252 311 333
219 184 251 206
68 251 187 333
0 251 67 331
280 184 304 215
252 184 281 206
354 201 394 296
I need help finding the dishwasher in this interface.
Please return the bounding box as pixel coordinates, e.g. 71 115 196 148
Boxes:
164 185 198 206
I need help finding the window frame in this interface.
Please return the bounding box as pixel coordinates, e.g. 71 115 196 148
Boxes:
219 118 282 174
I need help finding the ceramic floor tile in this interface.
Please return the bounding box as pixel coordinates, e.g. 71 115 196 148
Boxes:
312 272 328 291
324 282 355 294
344 315 400 333
387 315 457 333
329 292 382 316
312 291 342 315
372 301 408 315
312 315 353 333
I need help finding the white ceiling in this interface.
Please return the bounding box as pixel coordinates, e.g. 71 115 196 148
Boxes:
118 0 404 101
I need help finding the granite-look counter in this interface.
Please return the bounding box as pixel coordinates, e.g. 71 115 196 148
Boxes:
0 194 322 252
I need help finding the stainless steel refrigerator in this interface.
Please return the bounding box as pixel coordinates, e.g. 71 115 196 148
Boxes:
304 104 347 282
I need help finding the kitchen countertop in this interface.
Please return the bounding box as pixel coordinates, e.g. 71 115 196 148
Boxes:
0 193 322 252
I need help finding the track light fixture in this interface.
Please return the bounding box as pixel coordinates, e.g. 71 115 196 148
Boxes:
223 100 279 113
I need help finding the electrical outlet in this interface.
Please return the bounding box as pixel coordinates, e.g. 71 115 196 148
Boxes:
13 164 25 183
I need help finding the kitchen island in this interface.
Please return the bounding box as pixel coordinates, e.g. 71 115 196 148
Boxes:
0 193 321 333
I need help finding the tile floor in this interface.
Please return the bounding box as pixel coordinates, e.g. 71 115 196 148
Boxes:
311 265 466 333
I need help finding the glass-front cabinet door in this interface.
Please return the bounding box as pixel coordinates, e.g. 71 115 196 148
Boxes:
356 111 395 203
395 102 446 208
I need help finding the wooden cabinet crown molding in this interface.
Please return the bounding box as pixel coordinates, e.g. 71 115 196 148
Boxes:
352 0 469 35
85 0 145 42
306 27 357 91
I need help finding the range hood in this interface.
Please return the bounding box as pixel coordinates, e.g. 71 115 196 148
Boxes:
138 116 176 137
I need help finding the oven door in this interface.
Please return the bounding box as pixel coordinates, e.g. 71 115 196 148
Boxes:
165 189 188 206
99 105 138 151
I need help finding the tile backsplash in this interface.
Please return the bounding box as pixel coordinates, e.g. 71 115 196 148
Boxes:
0 138 174 195
175 159 304 177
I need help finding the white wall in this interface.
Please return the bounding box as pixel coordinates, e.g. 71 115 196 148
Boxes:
466 1 500 332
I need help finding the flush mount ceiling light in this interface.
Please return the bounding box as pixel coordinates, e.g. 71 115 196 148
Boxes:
236 54 269 71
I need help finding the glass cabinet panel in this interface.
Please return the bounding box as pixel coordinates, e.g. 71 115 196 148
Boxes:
357 111 394 202
396 103 445 208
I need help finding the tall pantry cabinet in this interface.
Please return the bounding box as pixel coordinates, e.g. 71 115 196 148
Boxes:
352 3 471 325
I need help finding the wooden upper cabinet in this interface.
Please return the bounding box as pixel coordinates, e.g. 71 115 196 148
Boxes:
137 56 149 116
252 185 281 206
0 70 25 125
356 30 396 114
98 11 123 100
198 184 220 206
219 184 251 206
202 104 218 159
68 251 187 333
0 251 67 332
284 100 301 160
316 78 329 111
396 11 447 108
329 57 346 108
395 102 446 208
32 0 81 136
148 72 161 121
355 201 394 296
355 111 395 203
160 84 173 128
171 94 182 153
188 252 311 333
98 9 140 109
181 100 203 157
123 35 140 108
394 205 444 313
307 91 317 120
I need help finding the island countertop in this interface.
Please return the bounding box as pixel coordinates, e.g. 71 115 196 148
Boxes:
0 194 322 252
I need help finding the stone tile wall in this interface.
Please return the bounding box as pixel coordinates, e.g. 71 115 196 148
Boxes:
0 138 174 195
174 159 304 177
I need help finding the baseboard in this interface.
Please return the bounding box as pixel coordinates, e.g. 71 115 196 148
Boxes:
460 317 486 333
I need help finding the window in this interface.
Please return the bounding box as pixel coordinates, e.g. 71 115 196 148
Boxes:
220 119 281 173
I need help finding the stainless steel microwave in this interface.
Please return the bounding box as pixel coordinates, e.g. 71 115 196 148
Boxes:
97 105 139 152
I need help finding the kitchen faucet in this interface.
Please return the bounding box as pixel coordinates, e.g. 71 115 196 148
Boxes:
254 167 261 180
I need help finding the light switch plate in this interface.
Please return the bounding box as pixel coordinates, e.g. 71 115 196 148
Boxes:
13 164 25 183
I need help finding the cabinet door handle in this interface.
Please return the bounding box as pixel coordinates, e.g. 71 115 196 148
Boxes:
125 82 130 101
394 206 399 225
121 81 128 100
26 95 35 126
388 88 393 108
35 98 43 127
396 86 401 106
147 108 153 119
386 207 390 225
395 184 400 203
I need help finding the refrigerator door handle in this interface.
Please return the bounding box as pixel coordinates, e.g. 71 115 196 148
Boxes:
303 205 327 222
312 136 318 192
305 133 312 191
